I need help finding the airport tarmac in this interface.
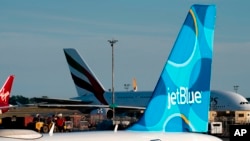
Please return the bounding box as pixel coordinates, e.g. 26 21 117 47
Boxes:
0 106 82 118
0 107 233 141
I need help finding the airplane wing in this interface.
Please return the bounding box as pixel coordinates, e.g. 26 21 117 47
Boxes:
0 129 42 139
33 97 92 104
0 105 17 109
34 98 145 115
34 97 145 110
37 103 145 110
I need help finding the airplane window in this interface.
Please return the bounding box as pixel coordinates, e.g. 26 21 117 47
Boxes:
213 124 221 126
238 114 244 117
240 102 246 104
240 102 249 104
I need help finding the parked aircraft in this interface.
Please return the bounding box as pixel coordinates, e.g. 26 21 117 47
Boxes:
63 48 152 107
36 2 222 118
0 75 15 114
60 48 250 116
36 44 153 115
126 80 250 112
210 90 250 111
0 4 222 141
38 34 250 118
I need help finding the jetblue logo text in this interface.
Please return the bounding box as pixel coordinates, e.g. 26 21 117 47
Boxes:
167 87 202 109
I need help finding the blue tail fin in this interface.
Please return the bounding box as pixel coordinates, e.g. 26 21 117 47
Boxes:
129 4 216 132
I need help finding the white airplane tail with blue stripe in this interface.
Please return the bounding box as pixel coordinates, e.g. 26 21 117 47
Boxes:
129 4 216 133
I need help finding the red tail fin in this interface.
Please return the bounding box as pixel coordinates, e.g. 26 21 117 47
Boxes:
0 75 15 106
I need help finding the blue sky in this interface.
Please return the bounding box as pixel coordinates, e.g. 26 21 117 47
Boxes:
1 0 250 99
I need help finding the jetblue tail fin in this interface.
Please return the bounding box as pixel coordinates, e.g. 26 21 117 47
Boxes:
129 4 216 132
0 75 15 108
63 48 108 105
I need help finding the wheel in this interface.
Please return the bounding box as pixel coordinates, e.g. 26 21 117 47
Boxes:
42 125 49 133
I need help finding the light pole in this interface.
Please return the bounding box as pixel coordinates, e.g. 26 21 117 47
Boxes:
108 38 118 122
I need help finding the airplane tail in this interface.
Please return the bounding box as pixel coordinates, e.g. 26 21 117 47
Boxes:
129 4 216 132
0 75 15 107
63 48 108 105
132 78 137 92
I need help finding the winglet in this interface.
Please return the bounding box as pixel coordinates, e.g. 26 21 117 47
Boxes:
128 4 216 133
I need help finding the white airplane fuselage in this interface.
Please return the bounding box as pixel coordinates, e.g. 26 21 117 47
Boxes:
75 89 250 111
0 130 222 141
210 90 250 111
75 91 152 107
41 131 222 141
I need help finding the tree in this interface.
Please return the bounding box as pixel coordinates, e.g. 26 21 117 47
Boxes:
10 95 30 105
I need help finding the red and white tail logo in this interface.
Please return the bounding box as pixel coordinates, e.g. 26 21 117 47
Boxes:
0 75 15 106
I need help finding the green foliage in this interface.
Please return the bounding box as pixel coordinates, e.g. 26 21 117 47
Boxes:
10 95 31 105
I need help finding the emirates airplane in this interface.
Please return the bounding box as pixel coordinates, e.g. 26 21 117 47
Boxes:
0 75 15 114
0 4 221 141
